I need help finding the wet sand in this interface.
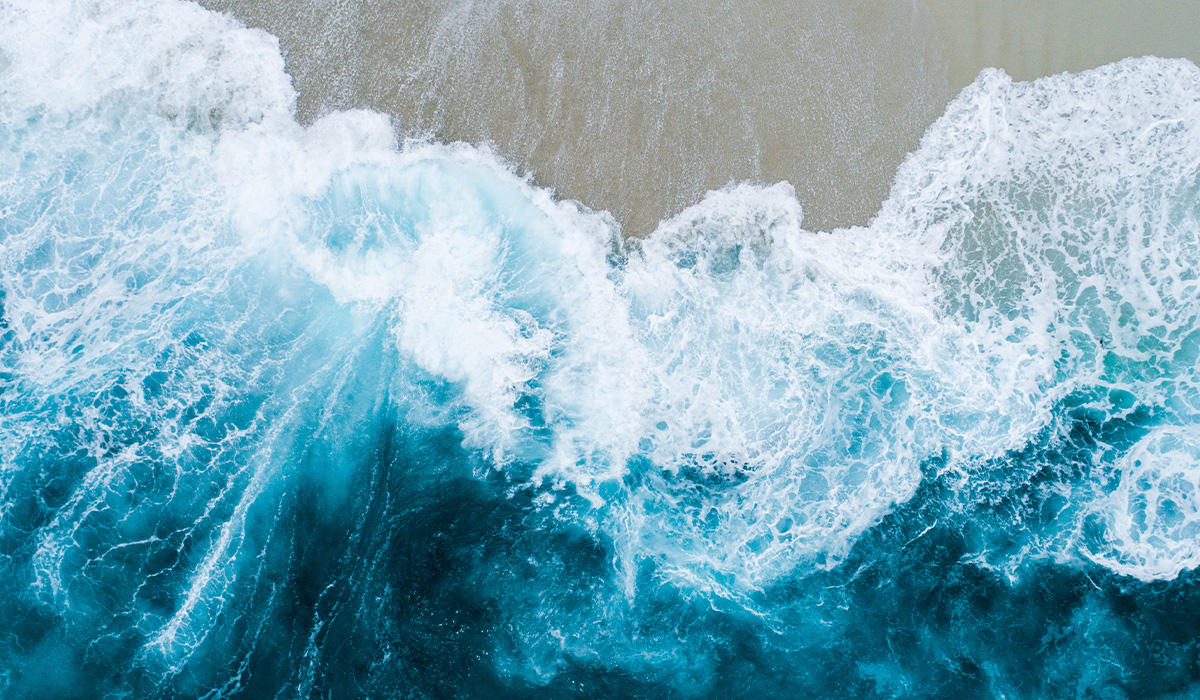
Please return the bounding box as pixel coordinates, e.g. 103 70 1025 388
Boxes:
926 0 1200 90
201 0 1200 234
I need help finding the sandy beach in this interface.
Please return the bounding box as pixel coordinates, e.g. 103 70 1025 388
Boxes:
927 0 1200 89
202 0 1200 234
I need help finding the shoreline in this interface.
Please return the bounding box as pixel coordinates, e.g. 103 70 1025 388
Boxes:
926 0 1200 91
201 0 1200 236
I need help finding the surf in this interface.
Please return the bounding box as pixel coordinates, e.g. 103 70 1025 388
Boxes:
3 0 1200 697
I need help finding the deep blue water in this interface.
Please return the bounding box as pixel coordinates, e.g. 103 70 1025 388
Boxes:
4 1 1200 698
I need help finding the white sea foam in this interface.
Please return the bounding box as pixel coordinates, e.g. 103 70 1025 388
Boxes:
884 60 1200 425
4 2 1200 677
1083 427 1200 581
0 0 293 127
879 61 1200 576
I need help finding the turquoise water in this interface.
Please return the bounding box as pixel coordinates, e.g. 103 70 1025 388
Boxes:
3 1 1200 698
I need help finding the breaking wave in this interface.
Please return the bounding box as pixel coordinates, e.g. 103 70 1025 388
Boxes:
3 0 1200 697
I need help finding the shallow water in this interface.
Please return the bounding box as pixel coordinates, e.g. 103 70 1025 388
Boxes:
4 1 1200 698
200 0 951 234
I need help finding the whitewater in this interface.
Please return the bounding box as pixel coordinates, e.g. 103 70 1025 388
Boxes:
3 0 1200 697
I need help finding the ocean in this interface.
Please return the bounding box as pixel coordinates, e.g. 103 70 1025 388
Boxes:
3 0 1200 698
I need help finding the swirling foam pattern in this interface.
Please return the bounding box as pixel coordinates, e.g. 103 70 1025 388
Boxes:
4 0 1200 697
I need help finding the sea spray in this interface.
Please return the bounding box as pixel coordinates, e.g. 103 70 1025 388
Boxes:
3 0 1200 697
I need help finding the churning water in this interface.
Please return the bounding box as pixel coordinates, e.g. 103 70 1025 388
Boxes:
4 0 1200 698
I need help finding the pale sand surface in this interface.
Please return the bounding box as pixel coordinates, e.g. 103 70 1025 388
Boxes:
201 0 1200 234
201 0 949 233
926 0 1200 90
